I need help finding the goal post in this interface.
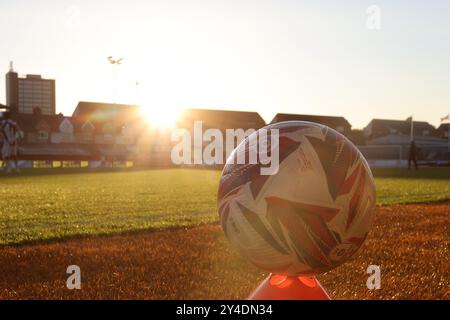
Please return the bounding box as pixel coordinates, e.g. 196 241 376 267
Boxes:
356 144 404 168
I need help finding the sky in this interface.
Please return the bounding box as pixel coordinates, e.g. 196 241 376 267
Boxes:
0 0 449 129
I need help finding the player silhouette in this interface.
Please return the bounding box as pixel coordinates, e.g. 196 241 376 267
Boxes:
408 140 418 170
0 111 20 174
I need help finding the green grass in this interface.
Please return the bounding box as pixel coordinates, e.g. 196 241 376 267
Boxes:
0 169 221 245
374 167 450 205
0 167 449 245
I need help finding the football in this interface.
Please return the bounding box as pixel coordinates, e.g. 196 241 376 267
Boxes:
218 121 376 275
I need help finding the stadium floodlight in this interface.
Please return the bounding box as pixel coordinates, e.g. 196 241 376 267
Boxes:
107 56 124 103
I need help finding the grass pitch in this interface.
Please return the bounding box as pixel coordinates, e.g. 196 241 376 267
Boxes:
1 203 448 299
0 167 449 245
373 167 450 205
0 169 219 245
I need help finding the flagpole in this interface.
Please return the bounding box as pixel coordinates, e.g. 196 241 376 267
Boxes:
446 115 450 153
441 114 450 153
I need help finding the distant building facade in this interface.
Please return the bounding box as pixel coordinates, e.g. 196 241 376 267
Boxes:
9 102 142 165
5 96 449 168
363 119 438 140
177 108 266 132
176 108 267 166
270 113 352 136
437 123 449 138
361 118 448 167
5 62 56 115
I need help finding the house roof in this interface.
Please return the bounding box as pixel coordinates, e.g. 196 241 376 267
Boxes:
437 123 449 131
73 101 139 118
13 113 65 132
70 115 90 132
270 113 351 130
12 103 142 135
366 133 447 146
177 108 266 130
72 101 141 133
366 118 437 136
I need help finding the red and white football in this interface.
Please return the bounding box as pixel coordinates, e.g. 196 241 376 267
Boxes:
218 121 376 275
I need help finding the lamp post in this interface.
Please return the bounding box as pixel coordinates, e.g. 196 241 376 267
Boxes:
135 80 140 105
107 56 123 104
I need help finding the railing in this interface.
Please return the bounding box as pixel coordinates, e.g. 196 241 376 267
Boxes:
357 144 450 167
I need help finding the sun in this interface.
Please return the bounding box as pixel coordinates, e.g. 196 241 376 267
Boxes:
139 105 179 129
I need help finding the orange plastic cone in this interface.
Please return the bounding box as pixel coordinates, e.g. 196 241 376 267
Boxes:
248 274 331 300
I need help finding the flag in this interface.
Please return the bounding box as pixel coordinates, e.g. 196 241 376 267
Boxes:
441 114 449 122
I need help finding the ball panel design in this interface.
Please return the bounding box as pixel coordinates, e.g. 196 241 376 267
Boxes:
218 121 376 275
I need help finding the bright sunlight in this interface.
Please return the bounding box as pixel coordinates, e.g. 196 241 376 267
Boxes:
139 104 180 129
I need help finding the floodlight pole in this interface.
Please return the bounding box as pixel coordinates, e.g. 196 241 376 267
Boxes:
113 63 116 103
108 56 123 104
135 81 139 104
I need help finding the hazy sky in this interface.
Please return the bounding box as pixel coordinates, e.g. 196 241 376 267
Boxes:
0 0 449 129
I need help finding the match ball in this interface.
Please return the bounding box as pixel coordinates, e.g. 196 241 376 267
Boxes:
218 121 376 275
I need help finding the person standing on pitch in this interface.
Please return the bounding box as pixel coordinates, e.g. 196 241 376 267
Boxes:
408 140 419 170
0 111 20 174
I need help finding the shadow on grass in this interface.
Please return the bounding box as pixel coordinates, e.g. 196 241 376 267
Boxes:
0 220 220 248
0 167 181 179
1 166 449 180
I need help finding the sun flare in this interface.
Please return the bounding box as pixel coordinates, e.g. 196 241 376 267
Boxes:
139 105 179 129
